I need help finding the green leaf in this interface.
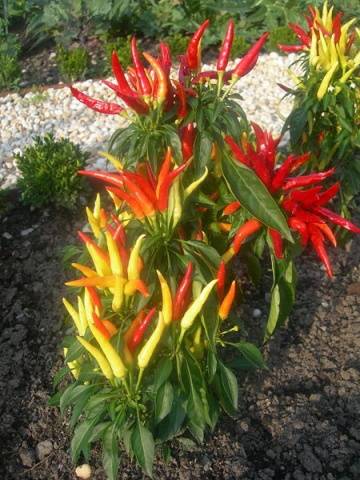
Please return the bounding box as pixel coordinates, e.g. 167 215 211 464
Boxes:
53 366 70 388
156 393 187 442
71 416 100 463
222 153 293 242
102 425 120 480
213 362 238 416
60 384 98 414
48 391 62 406
233 342 266 369
131 419 155 478
153 358 173 391
155 382 174 424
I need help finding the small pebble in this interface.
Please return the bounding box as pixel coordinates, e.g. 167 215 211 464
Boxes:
253 308 262 318
2 232 13 239
75 464 92 479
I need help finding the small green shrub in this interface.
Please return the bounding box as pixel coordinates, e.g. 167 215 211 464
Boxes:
231 36 249 58
163 33 188 58
267 26 297 53
56 46 90 82
16 133 88 209
0 53 21 89
103 35 132 70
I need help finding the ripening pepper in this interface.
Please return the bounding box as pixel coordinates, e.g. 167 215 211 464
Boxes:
219 280 236 321
180 279 218 333
137 312 165 370
77 336 113 380
173 262 193 321
157 270 172 325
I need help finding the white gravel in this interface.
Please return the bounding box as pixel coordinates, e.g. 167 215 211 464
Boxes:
0 52 298 189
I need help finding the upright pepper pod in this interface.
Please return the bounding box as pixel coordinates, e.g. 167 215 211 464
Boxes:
219 280 236 321
77 336 113 380
180 279 218 333
157 270 173 325
173 262 193 321
217 19 235 72
137 312 165 370
186 19 210 70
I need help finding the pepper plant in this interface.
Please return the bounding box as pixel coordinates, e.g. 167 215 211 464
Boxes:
279 1 360 209
55 10 360 478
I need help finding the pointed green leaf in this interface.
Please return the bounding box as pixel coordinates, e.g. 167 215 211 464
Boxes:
103 426 120 480
131 419 155 478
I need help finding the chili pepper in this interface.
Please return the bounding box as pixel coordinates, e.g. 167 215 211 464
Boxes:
77 336 113 380
184 167 208 198
105 231 123 276
124 279 149 297
143 52 168 105
131 37 152 97
124 310 146 346
168 178 182 227
217 19 235 72
128 307 157 352
112 274 124 312
282 168 335 190
271 154 296 192
63 298 82 334
314 223 337 247
121 171 157 207
247 148 271 187
288 23 311 47
180 279 217 332
332 12 343 43
289 186 323 206
313 207 360 234
71 262 97 278
190 325 204 359
86 207 101 239
173 262 193 321
289 152 311 172
269 228 284 259
89 318 127 378
102 80 149 114
92 312 111 340
79 169 124 189
156 147 172 198
218 222 231 233
137 312 165 369
78 231 111 276
70 86 123 115
288 217 309 247
86 286 102 312
317 61 338 100
106 186 145 219
224 136 249 165
127 234 146 281
178 54 190 83
157 271 172 325
232 32 269 79
293 208 324 224
192 70 233 83
65 275 118 288
186 19 210 70
219 280 236 320
315 182 340 206
232 219 262 254
157 162 188 211
121 175 156 217
173 80 187 118
111 51 136 97
216 260 226 301
181 124 196 162
159 42 172 75
309 226 333 278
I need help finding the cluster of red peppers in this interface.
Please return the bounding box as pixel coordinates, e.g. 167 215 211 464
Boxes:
224 124 360 276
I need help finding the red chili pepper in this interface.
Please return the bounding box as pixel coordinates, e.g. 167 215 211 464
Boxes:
78 231 109 264
173 262 193 321
292 208 324 224
315 223 337 247
186 19 210 70
92 312 111 339
247 147 271 187
219 280 236 320
271 154 297 192
232 32 269 79
332 12 343 43
289 186 323 206
86 286 102 311
268 228 284 259
232 219 262 254
173 80 187 118
223 201 241 216
127 307 157 352
181 124 196 162
79 170 124 188
106 186 145 219
289 152 311 173
216 260 226 301
130 37 152 96
121 175 156 217
157 162 188 211
282 168 335 190
278 44 306 53
179 55 190 84
156 147 172 197
111 214 126 244
159 42 172 76
315 20 330 37
313 207 360 234
315 182 340 207
143 52 168 105
217 19 235 71
101 79 149 114
121 171 157 207
70 87 123 115
111 51 136 97
288 23 311 47
224 136 249 165
346 31 356 52
288 217 309 246
309 226 333 278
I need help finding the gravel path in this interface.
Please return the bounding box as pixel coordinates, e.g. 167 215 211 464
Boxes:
0 52 297 189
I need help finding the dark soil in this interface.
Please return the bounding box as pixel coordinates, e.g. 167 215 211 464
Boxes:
0 192 359 480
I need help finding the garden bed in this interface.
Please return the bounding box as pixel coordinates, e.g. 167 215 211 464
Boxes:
1 191 359 479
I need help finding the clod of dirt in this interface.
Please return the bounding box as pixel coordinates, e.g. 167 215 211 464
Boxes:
36 440 53 461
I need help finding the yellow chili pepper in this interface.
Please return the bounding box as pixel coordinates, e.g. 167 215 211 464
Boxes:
93 193 101 220
180 279 218 332
88 323 127 379
184 167 208 198
65 275 116 288
107 189 123 209
87 243 111 277
99 151 123 171
105 231 123 276
77 296 88 335
64 347 80 379
222 246 235 264
62 298 82 334
317 61 338 100
190 325 204 360
137 312 165 370
112 275 124 311
77 336 113 380
86 207 101 239
157 270 172 325
127 234 145 281
168 178 182 227
219 280 236 321
71 263 98 278
309 30 318 67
